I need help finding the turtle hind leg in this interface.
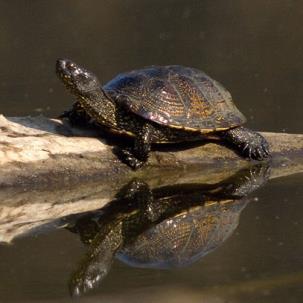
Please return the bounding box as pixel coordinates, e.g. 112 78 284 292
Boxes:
220 126 270 160
117 124 152 170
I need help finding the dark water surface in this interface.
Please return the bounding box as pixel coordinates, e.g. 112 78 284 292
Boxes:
0 1 302 134
0 1 302 302
0 174 302 303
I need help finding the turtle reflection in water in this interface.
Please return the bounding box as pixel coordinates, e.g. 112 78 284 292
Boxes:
67 164 270 296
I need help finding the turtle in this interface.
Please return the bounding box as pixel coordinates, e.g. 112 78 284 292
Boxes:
56 59 270 169
66 163 270 296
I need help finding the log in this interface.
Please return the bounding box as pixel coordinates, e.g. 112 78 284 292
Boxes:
1 114 303 187
0 114 302 243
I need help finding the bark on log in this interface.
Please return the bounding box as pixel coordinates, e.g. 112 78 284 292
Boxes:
0 114 302 243
1 114 303 187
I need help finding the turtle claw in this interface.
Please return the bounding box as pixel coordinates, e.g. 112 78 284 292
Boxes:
244 133 270 161
222 127 271 161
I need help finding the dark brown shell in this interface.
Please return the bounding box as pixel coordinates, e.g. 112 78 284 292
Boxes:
104 65 246 132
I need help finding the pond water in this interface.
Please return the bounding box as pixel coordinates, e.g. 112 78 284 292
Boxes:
0 1 302 302
0 172 302 302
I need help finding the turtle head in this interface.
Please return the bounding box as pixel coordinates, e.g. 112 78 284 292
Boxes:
56 59 100 96
56 59 117 127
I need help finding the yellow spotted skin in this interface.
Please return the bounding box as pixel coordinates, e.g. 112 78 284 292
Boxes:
104 65 246 132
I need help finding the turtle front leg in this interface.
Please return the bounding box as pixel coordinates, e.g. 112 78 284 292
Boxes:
120 124 152 170
220 126 270 160
58 102 93 127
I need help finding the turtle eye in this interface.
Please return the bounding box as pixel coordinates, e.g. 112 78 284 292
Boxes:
65 61 77 72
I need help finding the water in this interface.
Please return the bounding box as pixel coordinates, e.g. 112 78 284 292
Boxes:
0 172 302 302
0 1 302 134
0 1 302 302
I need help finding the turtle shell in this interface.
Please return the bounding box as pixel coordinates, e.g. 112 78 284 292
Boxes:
104 65 246 132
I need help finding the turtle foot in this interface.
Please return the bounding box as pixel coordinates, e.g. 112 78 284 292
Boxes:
242 132 270 160
116 148 146 170
221 126 270 161
59 102 93 127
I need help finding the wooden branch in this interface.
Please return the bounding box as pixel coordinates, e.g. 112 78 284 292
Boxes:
0 114 302 243
1 115 303 186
